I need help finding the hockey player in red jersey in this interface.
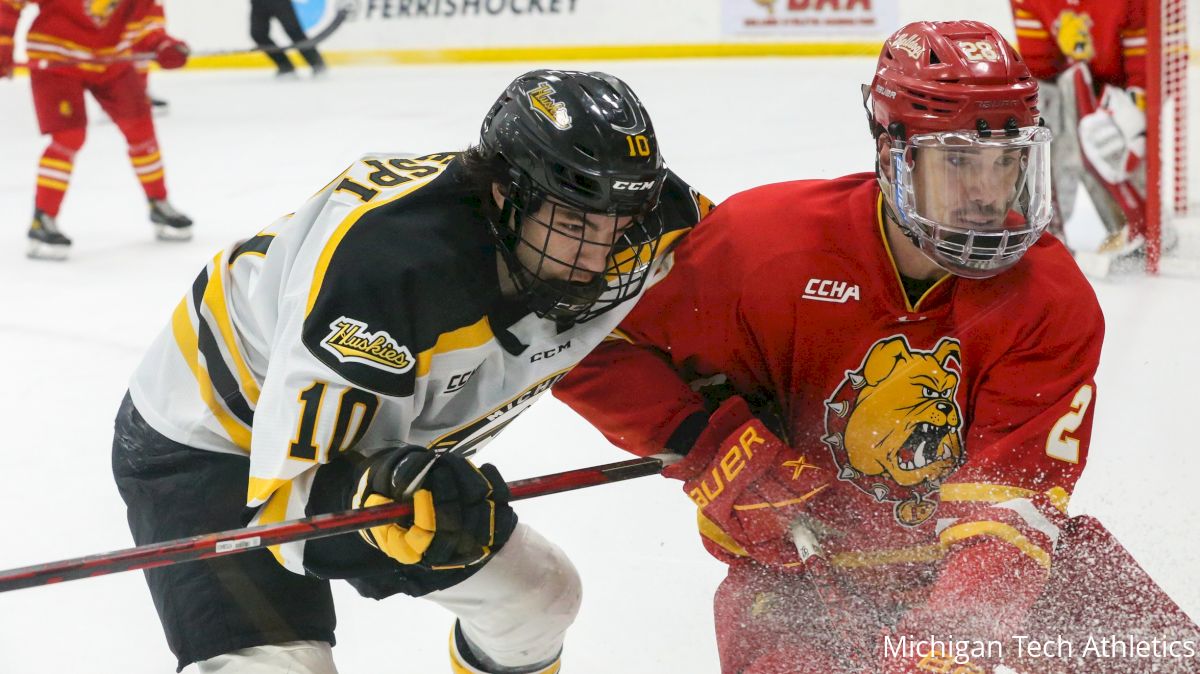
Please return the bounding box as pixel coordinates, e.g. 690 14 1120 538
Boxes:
0 0 193 260
554 20 1137 673
1009 0 1158 271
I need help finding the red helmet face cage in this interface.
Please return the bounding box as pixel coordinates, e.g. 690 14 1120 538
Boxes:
869 21 1040 139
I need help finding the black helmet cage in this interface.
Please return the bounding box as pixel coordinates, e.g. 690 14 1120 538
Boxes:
480 70 667 326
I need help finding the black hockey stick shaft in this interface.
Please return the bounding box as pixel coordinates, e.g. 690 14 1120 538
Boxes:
15 7 348 70
0 455 667 593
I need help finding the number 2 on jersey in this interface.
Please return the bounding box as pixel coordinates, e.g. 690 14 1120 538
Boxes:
289 382 380 462
1045 384 1093 463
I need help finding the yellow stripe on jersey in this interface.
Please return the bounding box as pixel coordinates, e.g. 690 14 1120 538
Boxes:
171 297 252 452
696 511 749 557
609 226 691 276
830 544 945 568
941 482 1037 503
1016 29 1051 39
305 159 451 317
256 480 294 566
248 477 293 505
415 317 496 377
732 484 828 511
605 327 635 344
203 251 263 406
1123 48 1147 56
939 521 1051 569
137 169 164 184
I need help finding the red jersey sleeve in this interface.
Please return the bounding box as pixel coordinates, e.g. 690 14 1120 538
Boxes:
1119 0 1147 91
124 0 169 53
1010 0 1066 81
555 196 762 456
0 0 24 41
897 265 1104 648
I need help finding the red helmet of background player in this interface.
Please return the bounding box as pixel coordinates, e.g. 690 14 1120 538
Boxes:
866 21 1054 279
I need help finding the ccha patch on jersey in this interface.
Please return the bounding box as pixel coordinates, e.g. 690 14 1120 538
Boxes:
321 317 415 374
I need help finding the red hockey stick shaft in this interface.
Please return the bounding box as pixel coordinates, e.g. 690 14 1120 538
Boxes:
0 455 668 593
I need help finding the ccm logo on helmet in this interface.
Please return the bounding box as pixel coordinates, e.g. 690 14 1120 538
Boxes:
613 180 657 191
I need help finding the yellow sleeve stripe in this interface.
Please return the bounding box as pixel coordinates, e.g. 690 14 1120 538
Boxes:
305 163 447 317
203 251 262 406
696 511 748 557
1014 9 1035 18
941 482 1036 503
415 316 495 377
0 36 12 46
732 484 828 511
171 297 252 452
942 482 1071 514
830 544 945 568
1016 29 1051 39
1123 48 1147 56
939 521 1051 569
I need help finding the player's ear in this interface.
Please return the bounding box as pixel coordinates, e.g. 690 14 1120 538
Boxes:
876 133 894 181
491 181 506 208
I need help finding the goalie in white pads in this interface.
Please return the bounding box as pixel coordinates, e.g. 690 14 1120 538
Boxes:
111 69 711 674
1009 0 1171 273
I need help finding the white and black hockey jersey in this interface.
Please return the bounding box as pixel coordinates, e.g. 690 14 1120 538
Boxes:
129 152 710 573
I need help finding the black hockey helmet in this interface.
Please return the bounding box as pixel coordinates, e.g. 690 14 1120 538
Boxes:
479 69 668 326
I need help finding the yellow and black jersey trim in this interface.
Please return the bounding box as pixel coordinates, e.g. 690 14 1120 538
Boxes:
230 233 275 264
172 251 263 451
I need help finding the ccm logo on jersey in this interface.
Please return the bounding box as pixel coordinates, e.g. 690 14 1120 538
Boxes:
803 279 860 303
613 180 657 191
321 317 415 373
531 341 571 362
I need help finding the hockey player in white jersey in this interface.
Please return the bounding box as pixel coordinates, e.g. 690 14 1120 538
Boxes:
111 69 712 674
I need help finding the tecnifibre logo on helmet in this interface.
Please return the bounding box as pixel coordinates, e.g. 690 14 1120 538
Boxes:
527 83 573 131
890 33 925 60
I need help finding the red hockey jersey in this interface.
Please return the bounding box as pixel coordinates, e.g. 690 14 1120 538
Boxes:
556 173 1105 641
1010 0 1146 89
0 0 167 71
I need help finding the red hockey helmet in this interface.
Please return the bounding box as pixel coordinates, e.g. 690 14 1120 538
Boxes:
867 21 1053 278
869 20 1040 138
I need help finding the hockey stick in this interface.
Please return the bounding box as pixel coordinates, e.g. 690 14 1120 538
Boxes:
790 520 875 673
0 454 671 593
14 7 348 71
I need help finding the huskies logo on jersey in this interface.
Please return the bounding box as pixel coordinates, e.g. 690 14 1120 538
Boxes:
821 335 964 527
527 83 573 130
85 0 120 26
321 317 415 373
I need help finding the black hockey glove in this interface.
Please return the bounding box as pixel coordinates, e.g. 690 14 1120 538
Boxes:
353 447 517 569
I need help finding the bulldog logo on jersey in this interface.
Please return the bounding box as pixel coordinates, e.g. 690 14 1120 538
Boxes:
85 0 121 27
321 317 415 374
1053 10 1096 62
528 82 573 131
821 335 964 526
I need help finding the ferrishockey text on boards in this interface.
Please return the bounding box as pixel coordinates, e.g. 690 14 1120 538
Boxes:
882 635 1199 665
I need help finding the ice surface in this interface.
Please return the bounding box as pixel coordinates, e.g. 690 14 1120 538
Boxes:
0 59 1195 673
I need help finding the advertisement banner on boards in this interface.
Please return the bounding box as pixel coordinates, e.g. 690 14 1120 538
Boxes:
721 0 898 37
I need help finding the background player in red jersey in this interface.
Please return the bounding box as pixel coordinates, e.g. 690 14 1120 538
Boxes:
556 20 1117 674
1009 0 1160 270
0 0 192 260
